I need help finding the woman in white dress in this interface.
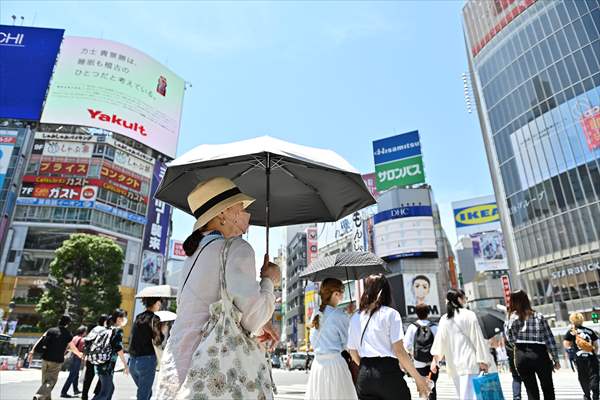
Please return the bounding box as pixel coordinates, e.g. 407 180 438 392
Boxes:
430 288 494 400
305 278 358 400
156 177 281 398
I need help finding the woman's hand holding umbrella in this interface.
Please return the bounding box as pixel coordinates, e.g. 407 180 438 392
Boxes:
261 254 281 286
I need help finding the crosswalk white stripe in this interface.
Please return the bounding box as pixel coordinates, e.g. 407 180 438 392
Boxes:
275 372 586 400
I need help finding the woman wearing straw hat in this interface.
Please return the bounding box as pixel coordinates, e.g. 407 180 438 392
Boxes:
156 177 281 399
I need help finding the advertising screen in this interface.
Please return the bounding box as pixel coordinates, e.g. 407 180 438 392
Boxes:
403 273 440 317
40 36 185 158
0 130 18 189
373 205 437 259
0 25 64 119
471 230 508 272
372 131 425 191
452 195 501 237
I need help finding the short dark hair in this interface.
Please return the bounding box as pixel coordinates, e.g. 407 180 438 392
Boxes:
142 297 162 308
412 275 431 286
107 308 127 327
415 303 430 320
359 274 393 316
97 314 109 327
76 325 88 336
59 315 72 327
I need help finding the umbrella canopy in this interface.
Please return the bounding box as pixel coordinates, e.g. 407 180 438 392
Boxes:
155 310 177 322
135 285 177 299
154 136 375 229
476 309 506 339
299 252 387 282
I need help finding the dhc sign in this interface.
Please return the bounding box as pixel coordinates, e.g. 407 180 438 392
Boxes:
454 203 499 227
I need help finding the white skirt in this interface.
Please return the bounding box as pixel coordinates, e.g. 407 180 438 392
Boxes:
305 353 358 400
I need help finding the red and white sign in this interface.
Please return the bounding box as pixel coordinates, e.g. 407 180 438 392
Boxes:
361 173 380 200
0 136 17 144
20 182 97 201
39 160 89 176
306 227 318 266
501 275 512 307
170 240 186 260
581 107 600 151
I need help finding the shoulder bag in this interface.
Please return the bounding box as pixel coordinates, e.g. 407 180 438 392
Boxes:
175 238 275 400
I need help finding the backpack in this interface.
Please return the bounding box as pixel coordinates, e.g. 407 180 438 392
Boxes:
412 322 436 363
571 328 594 353
86 327 114 365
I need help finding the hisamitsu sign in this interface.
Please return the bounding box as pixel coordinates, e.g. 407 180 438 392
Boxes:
372 131 425 191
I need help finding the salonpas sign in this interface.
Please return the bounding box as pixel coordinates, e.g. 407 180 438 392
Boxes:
372 130 426 191
40 37 185 158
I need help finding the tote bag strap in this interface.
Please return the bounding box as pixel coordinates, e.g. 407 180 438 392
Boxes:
451 318 478 355
180 236 222 295
218 238 235 301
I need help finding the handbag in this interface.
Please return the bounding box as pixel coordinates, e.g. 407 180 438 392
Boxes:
175 238 275 400
473 372 505 400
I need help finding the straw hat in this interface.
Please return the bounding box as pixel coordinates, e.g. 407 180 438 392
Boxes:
188 177 255 232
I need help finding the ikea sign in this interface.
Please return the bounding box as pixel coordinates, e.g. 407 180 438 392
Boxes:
454 203 499 227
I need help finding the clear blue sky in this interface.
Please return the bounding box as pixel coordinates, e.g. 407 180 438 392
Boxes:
2 0 494 262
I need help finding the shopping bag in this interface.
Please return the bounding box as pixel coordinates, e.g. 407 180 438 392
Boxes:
473 372 505 400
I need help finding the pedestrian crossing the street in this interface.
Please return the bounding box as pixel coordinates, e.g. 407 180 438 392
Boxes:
275 371 586 400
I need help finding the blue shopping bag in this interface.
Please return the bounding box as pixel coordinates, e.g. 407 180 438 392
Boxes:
472 372 505 400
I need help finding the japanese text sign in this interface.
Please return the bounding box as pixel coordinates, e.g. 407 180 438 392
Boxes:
143 160 171 254
40 36 185 158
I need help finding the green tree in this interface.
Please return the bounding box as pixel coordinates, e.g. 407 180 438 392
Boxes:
37 233 124 329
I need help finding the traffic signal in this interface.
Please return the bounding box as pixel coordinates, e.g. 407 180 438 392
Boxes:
592 310 599 323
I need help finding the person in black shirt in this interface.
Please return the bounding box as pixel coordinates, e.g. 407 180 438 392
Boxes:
30 315 83 400
128 297 164 400
93 308 129 400
564 312 599 400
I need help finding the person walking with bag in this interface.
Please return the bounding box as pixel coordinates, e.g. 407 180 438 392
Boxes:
91 309 129 400
82 315 108 400
129 297 164 400
404 303 438 400
430 289 493 400
29 315 83 400
563 312 599 400
61 325 88 398
347 273 430 400
504 290 559 400
156 177 281 399
305 278 357 400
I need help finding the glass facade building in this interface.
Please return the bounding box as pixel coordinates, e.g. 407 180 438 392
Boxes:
463 0 600 319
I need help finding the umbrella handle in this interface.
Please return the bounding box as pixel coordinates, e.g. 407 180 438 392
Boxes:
265 153 271 257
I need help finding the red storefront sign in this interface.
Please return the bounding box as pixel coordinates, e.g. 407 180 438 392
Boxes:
501 275 512 307
20 182 97 201
0 136 17 144
173 241 186 258
101 163 142 190
21 175 147 203
39 161 89 175
581 108 600 151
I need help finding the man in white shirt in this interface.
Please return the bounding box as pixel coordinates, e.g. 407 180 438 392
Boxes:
404 303 438 400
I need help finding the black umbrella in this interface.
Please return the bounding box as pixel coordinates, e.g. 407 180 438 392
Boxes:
299 251 387 303
476 309 506 339
154 136 375 251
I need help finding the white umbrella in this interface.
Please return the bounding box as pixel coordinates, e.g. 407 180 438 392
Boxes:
135 285 177 298
155 136 375 249
155 310 177 322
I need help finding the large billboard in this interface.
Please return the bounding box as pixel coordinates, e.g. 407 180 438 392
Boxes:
403 273 440 317
40 36 185 158
0 25 64 119
0 131 18 189
373 205 437 260
142 161 171 254
372 131 425 191
452 195 501 237
471 230 507 272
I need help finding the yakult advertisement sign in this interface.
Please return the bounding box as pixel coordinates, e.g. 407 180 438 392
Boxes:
41 37 185 158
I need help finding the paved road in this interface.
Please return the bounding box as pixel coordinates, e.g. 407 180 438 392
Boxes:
0 367 588 399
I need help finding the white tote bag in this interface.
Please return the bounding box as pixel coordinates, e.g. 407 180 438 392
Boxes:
175 239 275 400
